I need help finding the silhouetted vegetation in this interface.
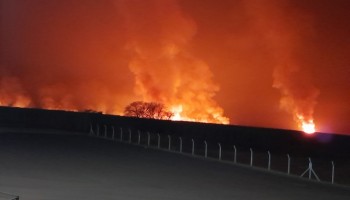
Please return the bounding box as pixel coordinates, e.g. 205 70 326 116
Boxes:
124 101 173 120
81 109 102 114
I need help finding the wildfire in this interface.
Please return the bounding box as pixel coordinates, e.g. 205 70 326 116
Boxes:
170 105 183 121
170 104 229 124
3 0 325 131
297 115 316 134
119 0 230 126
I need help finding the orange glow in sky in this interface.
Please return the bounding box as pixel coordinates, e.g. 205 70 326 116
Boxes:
1 0 350 134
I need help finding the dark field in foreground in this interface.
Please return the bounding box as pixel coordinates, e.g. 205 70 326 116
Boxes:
0 132 349 200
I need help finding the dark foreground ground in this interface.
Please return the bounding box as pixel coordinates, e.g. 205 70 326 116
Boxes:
0 131 349 200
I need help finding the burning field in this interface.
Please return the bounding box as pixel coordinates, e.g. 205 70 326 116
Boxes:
1 0 350 134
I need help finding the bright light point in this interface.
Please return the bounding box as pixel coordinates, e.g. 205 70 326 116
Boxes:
302 121 316 134
296 114 316 134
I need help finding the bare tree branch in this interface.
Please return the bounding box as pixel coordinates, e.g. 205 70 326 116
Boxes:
124 101 174 120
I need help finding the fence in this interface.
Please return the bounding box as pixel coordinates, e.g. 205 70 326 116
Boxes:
89 124 348 186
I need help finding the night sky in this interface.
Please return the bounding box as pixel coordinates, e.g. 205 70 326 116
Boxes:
1 0 350 134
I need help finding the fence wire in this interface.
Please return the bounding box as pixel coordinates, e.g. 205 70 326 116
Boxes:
91 124 348 186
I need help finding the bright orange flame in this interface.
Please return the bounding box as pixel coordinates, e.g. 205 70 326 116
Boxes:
0 97 31 108
171 105 183 121
170 104 229 124
297 115 316 134
301 121 316 134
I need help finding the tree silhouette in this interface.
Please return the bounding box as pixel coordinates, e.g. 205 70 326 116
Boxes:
124 101 173 120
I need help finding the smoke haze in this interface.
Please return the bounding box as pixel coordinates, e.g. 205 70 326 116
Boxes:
243 0 319 130
1 0 133 113
1 0 350 134
115 0 229 123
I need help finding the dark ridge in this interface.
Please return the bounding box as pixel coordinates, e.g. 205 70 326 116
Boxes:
0 106 349 160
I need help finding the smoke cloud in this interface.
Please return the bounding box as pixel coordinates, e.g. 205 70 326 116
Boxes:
115 0 229 123
0 0 229 123
1 0 350 133
243 0 319 130
0 0 134 113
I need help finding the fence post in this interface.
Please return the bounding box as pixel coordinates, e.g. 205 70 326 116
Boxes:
233 145 237 163
191 139 195 155
300 157 320 181
137 131 141 145
128 129 132 143
112 126 115 140
120 127 123 141
179 137 183 153
268 150 271 170
147 132 150 146
287 154 291 175
168 135 171 150
331 161 335 184
218 143 222 160
204 141 208 158
96 124 100 137
89 124 94 136
308 158 312 179
250 148 253 166
104 125 107 138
